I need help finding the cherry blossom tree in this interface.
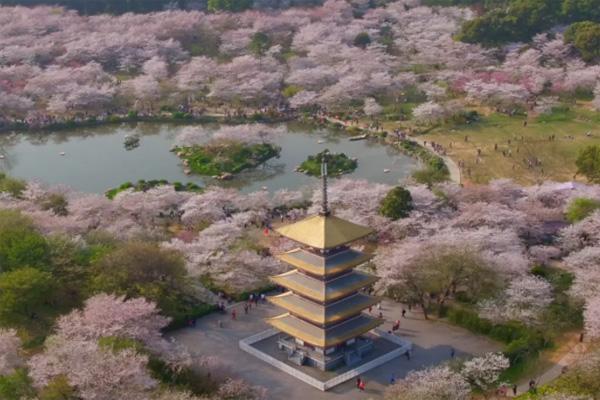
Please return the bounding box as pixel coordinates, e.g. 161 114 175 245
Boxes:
412 101 446 124
584 295 600 339
363 97 383 116
0 328 22 375
461 352 510 392
479 275 553 325
384 366 470 400
29 338 157 400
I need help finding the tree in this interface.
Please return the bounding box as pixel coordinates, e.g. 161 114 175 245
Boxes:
566 198 600 223
248 32 272 57
562 0 600 22
0 174 26 198
564 21 600 62
0 329 22 376
353 32 371 48
387 247 500 319
0 210 50 272
0 267 56 327
207 0 252 12
379 187 413 220
584 295 600 339
385 366 470 400
89 242 189 319
40 194 69 217
576 145 600 183
461 352 510 392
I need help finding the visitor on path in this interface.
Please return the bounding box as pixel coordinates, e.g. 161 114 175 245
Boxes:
378 311 383 319
528 379 537 394
358 380 366 391
244 304 249 314
402 309 407 318
356 377 361 388
405 349 411 360
512 384 517 395
231 309 237 320
389 374 396 385
392 320 400 331
450 347 455 358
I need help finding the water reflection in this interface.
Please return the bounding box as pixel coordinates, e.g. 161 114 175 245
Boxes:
0 122 418 194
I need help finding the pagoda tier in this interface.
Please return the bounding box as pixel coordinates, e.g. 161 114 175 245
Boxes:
275 214 373 250
269 292 379 326
266 313 382 348
270 269 378 303
276 247 373 277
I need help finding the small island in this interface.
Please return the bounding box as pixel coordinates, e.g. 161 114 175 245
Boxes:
105 179 203 199
298 150 357 177
174 142 281 178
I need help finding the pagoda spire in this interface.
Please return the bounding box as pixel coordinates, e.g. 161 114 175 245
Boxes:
320 151 330 216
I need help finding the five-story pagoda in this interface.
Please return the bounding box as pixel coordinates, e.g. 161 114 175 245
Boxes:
267 153 383 370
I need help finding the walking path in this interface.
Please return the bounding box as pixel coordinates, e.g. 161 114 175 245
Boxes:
322 116 462 184
172 299 499 399
508 337 589 397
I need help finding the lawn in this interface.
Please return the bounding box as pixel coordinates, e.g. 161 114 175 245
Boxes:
419 108 600 184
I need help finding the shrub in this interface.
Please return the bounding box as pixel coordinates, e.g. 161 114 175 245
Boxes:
379 186 414 220
0 173 26 198
565 197 600 223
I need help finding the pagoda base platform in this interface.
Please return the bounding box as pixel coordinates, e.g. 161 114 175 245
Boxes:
239 328 412 391
276 335 374 371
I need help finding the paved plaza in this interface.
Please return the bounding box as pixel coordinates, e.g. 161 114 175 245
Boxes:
171 299 501 400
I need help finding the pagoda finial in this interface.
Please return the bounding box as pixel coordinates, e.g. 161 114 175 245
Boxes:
320 150 330 216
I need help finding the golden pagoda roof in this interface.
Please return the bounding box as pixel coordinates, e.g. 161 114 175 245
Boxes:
276 248 372 277
270 270 378 303
268 292 379 325
266 313 382 348
276 215 373 250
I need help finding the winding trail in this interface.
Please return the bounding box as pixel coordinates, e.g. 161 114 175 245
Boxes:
322 116 462 184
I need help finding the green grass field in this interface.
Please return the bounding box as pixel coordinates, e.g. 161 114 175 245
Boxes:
420 108 600 184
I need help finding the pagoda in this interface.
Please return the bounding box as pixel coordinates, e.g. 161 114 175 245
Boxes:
266 154 383 370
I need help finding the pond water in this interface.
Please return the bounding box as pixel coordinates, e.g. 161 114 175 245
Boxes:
0 122 419 194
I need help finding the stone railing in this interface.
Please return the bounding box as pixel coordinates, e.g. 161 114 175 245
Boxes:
239 329 412 392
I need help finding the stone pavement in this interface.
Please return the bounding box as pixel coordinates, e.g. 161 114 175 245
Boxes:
171 299 500 400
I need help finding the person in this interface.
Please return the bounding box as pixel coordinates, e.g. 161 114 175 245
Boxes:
512 384 517 395
231 309 237 320
389 374 396 385
392 320 400 331
358 380 366 391
378 311 383 319
402 309 407 318
244 304 249 314
405 349 411 360
528 379 536 393
356 377 361 388
450 347 455 358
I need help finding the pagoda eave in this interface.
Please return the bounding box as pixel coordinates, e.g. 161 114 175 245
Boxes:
276 248 373 277
266 313 383 348
268 292 380 326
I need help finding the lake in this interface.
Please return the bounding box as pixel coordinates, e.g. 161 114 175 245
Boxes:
0 122 419 194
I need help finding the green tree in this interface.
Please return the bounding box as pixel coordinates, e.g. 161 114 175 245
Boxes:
40 194 69 216
353 32 371 48
379 187 414 220
0 369 36 400
38 376 77 400
562 0 600 22
0 174 26 198
575 144 600 182
89 242 188 317
207 0 252 12
565 197 600 223
564 21 600 62
248 31 272 57
0 267 56 327
0 210 50 272
387 247 499 319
